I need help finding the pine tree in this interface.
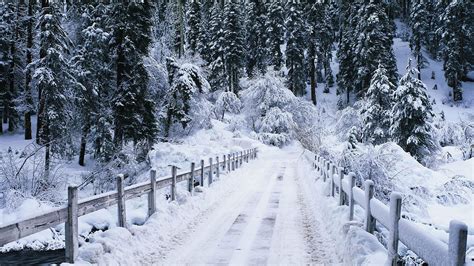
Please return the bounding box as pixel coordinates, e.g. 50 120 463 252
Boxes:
186 0 200 55
285 1 306 96
24 0 36 140
439 0 473 102
0 2 25 133
110 1 157 151
390 60 437 163
74 3 114 164
163 58 210 137
265 0 284 70
409 0 429 79
34 2 76 174
337 1 359 104
245 0 267 77
207 3 226 91
353 1 397 97
360 64 396 145
223 1 244 93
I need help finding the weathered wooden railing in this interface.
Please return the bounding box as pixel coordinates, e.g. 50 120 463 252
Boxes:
0 148 258 263
312 153 468 266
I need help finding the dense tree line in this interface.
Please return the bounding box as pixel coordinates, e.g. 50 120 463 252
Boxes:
0 0 471 173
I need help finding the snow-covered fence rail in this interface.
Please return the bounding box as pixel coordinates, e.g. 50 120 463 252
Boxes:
312 154 468 266
0 148 258 263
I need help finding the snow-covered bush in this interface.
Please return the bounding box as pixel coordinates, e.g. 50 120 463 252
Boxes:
286 98 324 151
214 91 241 120
335 105 363 142
162 58 212 138
0 145 64 210
241 70 296 147
339 143 398 203
258 107 295 147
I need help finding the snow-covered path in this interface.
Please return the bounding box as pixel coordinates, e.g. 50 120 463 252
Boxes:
160 146 335 265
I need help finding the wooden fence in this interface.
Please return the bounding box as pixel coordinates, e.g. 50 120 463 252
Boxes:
313 153 469 266
0 148 258 263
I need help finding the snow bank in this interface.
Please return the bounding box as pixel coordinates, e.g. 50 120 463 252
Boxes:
297 148 387 265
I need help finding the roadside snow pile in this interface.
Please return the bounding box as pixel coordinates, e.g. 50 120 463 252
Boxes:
297 148 387 265
147 119 262 183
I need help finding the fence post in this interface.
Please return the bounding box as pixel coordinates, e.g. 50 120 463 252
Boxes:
364 180 375 233
240 151 243 166
387 192 402 265
189 162 195 195
232 153 235 171
171 166 177 200
65 185 78 263
255 148 258 158
208 157 213 186
448 220 468 266
117 174 126 227
348 172 356 221
200 159 205 186
331 164 336 197
223 155 226 171
322 160 327 182
148 169 157 217
338 167 344 205
216 156 220 179
227 154 231 171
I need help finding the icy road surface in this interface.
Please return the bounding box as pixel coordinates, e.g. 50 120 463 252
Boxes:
161 146 336 265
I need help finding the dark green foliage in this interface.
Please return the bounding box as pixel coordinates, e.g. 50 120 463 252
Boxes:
285 1 306 96
265 0 284 70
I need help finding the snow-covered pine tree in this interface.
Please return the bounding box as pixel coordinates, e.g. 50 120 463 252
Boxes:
34 1 77 173
186 0 200 55
390 60 437 163
23 0 36 140
196 1 210 61
306 2 323 104
245 0 267 78
439 0 473 102
110 1 157 152
74 3 115 165
223 0 244 93
207 3 226 91
409 0 429 79
336 1 359 104
265 0 284 70
0 2 25 133
360 64 396 145
285 1 306 96
353 1 397 98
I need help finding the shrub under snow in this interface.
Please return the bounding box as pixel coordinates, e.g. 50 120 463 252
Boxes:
241 71 297 147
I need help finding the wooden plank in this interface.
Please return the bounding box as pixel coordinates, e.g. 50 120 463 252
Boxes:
0 207 67 246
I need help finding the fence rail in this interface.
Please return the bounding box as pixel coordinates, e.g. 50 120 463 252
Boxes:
0 147 259 263
312 153 468 266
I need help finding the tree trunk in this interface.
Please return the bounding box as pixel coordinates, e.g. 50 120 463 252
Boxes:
45 142 50 179
310 54 317 105
79 125 88 166
24 0 34 140
37 0 49 144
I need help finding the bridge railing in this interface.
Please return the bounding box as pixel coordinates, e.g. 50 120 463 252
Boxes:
312 153 468 266
0 148 259 263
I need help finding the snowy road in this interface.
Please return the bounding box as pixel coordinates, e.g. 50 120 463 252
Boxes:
161 146 336 265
